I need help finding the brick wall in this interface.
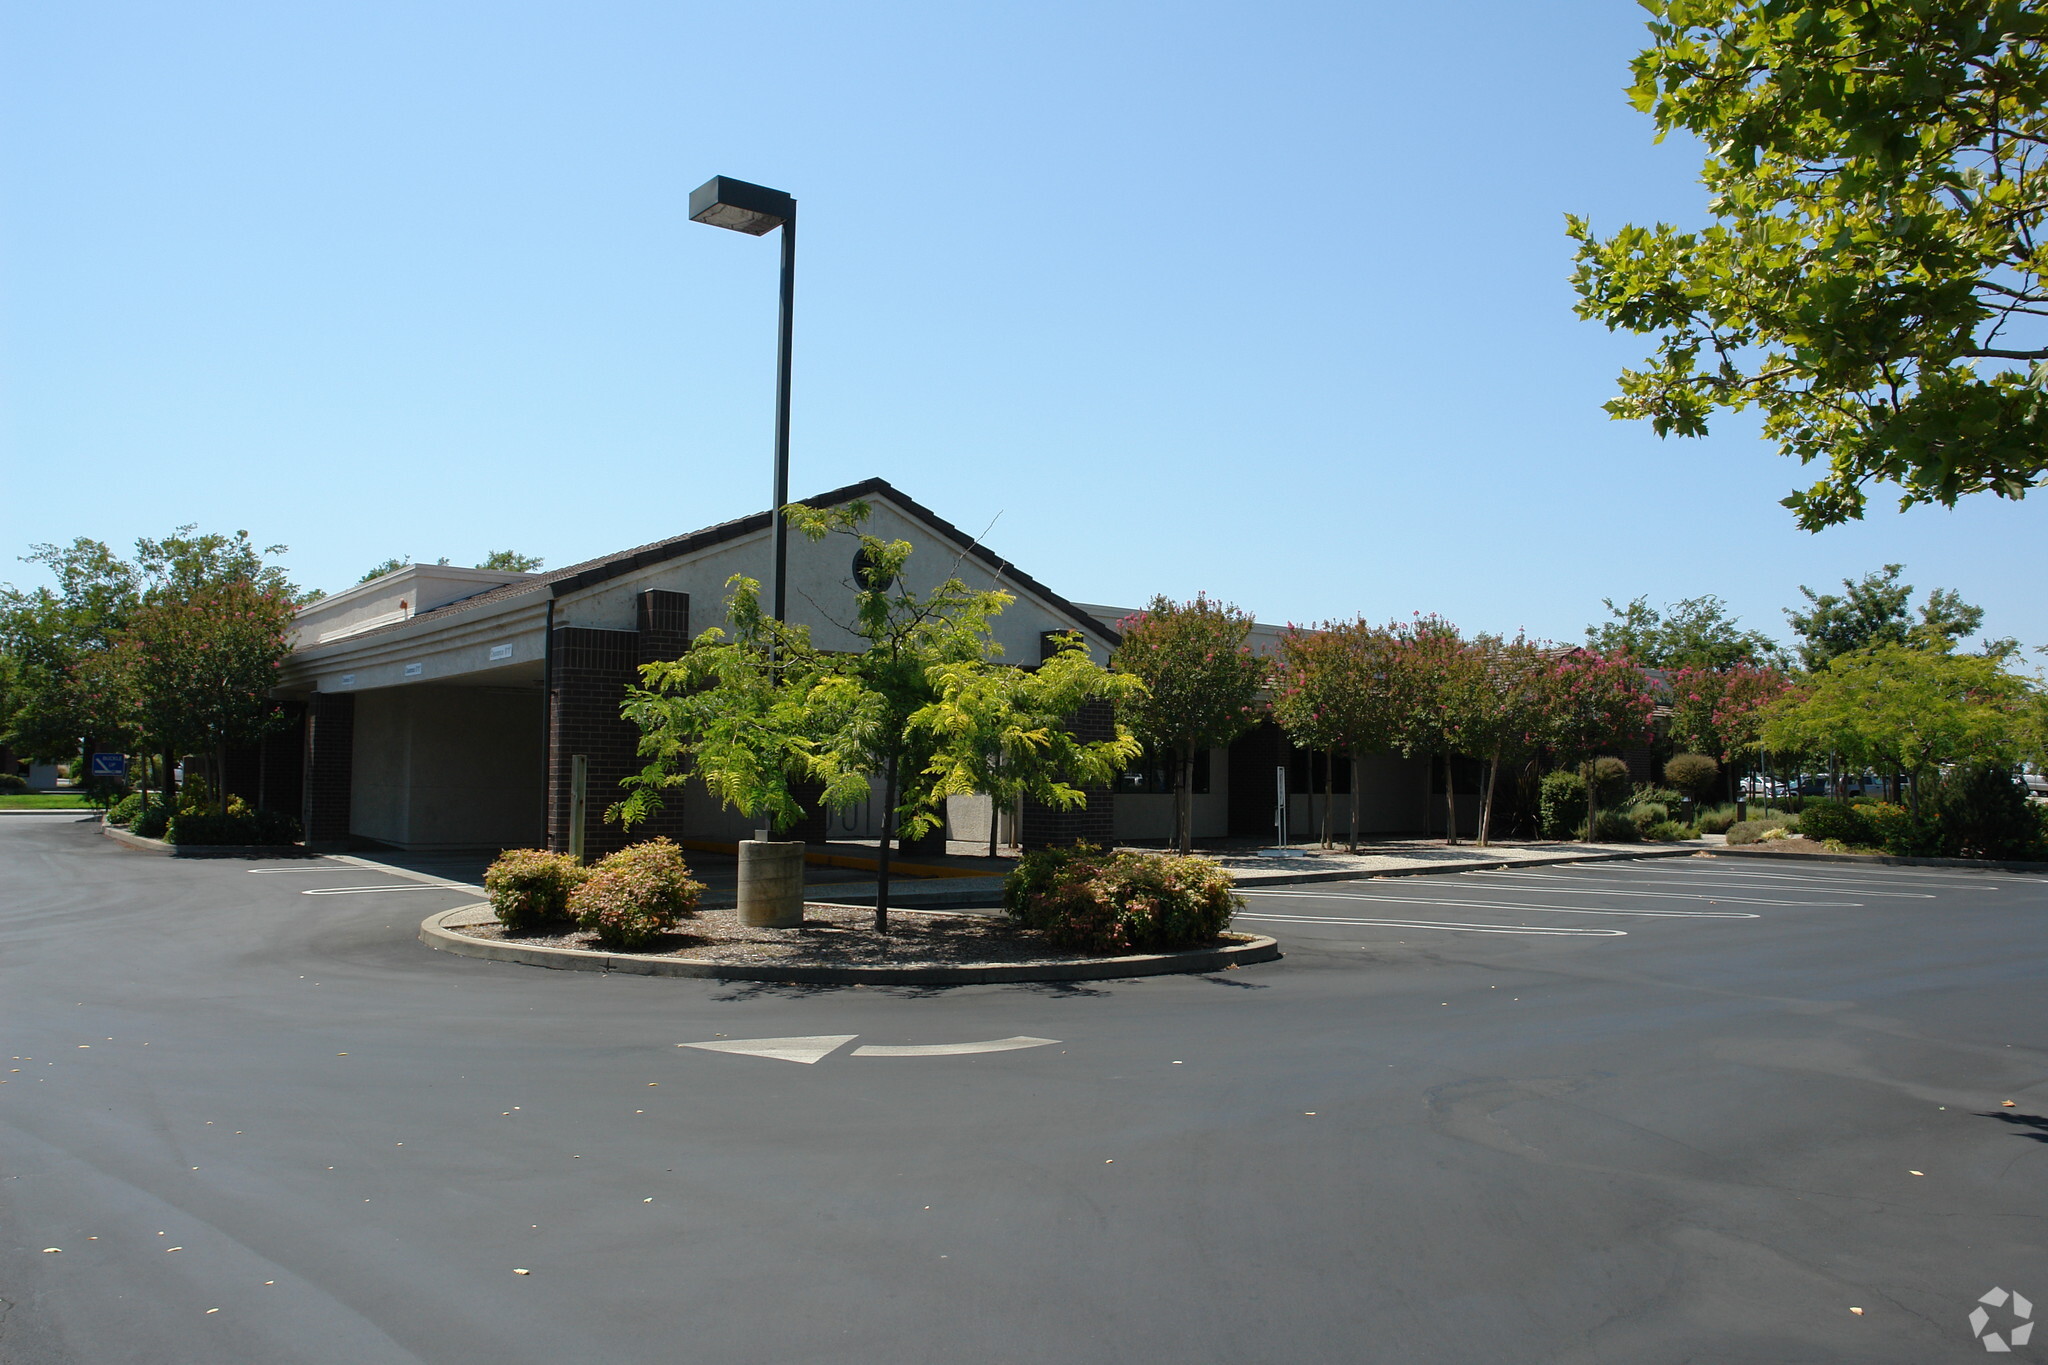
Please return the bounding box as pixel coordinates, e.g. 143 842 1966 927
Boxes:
1019 699 1115 848
302 692 355 851
548 610 692 860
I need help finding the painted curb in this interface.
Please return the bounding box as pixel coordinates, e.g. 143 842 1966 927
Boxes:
100 822 311 860
1707 847 2048 874
419 906 1281 985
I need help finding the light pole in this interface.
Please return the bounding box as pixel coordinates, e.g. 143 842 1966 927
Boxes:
689 175 798 623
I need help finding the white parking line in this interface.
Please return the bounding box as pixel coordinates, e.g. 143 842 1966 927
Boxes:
1256 884 1841 909
302 885 457 896
1470 870 1934 899
1241 891 1757 918
1641 863 2008 890
1236 911 1624 937
850 1037 1060 1057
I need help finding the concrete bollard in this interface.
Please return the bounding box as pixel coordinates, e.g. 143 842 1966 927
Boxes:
737 838 806 928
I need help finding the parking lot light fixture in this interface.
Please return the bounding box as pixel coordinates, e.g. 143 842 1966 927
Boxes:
689 175 797 623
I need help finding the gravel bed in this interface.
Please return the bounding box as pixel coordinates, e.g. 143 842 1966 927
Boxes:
449 905 1170 967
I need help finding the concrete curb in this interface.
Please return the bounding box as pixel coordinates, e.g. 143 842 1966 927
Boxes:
1707 847 2048 874
99 822 312 860
419 905 1281 985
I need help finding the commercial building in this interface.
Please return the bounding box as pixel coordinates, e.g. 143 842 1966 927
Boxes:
258 478 1447 854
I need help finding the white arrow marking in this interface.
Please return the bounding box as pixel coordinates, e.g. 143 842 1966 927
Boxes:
682 1035 858 1065
851 1036 1060 1057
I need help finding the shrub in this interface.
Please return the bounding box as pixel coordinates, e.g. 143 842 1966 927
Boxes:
569 838 705 951
164 807 302 845
1795 799 1871 847
1930 764 2045 861
1538 770 1586 839
1644 819 1695 842
1628 800 1671 838
0 772 27 794
1592 809 1639 843
1583 756 1631 803
484 848 590 932
132 801 172 838
1859 802 1936 857
1004 843 1241 954
106 793 145 826
1725 816 1800 846
1664 753 1720 803
1696 805 1739 835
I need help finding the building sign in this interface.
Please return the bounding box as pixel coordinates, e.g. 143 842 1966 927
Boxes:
404 663 424 677
490 644 514 661
88 753 127 778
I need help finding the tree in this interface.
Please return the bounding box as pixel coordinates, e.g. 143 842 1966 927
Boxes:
122 579 297 813
915 634 1144 859
1114 596 1268 853
1587 594 1781 669
478 550 544 573
1667 662 1793 799
0 539 140 762
1758 642 2039 810
616 503 1138 931
1389 615 1475 844
1441 632 1557 847
136 527 305 602
1569 0 2048 529
1270 619 1408 853
357 555 449 584
1546 649 1658 839
1784 564 1988 668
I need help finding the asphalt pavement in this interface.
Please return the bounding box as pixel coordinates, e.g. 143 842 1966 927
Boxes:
3 814 2045 1363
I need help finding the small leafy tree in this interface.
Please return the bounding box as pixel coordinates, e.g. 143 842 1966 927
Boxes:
1667 662 1793 801
1442 632 1556 847
1390 615 1474 844
616 503 1139 931
0 539 140 763
1587 594 1781 669
1785 564 1988 669
1546 649 1657 840
477 550 544 573
1114 596 1268 853
1270 618 1408 853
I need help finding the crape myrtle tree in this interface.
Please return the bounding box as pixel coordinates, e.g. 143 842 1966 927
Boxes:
1270 618 1407 854
1547 649 1658 840
1441 632 1556 848
1666 662 1793 801
1389 615 1475 845
615 503 1139 932
1113 595 1268 854
1570 0 2048 528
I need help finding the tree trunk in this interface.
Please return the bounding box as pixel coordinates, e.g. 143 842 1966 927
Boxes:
1442 754 1459 846
875 758 898 934
1321 751 1334 849
1585 760 1598 844
163 748 178 806
1478 756 1500 848
1176 740 1196 854
1348 747 1363 852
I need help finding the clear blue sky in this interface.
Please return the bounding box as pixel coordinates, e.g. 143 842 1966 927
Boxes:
3 1 2038 653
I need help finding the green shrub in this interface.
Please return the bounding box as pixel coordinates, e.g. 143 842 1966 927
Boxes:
1644 819 1695 842
1664 753 1720 803
1858 802 1932 856
1930 764 2045 860
164 807 302 845
132 801 172 839
1628 800 1671 838
1592 809 1639 843
569 838 705 950
1583 756 1631 803
484 848 589 932
106 793 145 826
1696 805 1739 835
0 772 27 794
1538 770 1586 839
1796 799 1871 847
1725 816 1801 846
1004 843 1241 954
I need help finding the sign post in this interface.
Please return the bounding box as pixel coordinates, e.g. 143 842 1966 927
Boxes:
1274 765 1289 850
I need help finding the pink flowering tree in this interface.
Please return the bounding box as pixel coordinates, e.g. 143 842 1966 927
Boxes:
1546 648 1657 839
1388 615 1476 844
1439 631 1555 847
1114 595 1267 853
1271 619 1407 849
1667 662 1792 801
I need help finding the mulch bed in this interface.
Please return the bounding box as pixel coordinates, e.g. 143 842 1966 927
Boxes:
1726 836 1869 856
450 905 1164 967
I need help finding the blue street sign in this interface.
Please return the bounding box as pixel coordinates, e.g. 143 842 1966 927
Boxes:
89 753 127 778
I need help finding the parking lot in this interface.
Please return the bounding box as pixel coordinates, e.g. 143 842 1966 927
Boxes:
3 815 2046 1363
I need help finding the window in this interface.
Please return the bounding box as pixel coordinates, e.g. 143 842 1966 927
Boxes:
1117 748 1210 795
1288 751 1353 794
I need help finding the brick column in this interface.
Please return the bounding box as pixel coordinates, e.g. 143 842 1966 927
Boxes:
1020 700 1115 849
548 623 692 860
635 589 691 664
301 692 355 852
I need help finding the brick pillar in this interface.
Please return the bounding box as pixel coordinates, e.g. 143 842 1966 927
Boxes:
549 624 692 860
302 692 355 852
635 589 691 664
1020 700 1115 849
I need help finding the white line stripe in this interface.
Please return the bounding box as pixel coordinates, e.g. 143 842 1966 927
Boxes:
1237 912 1624 937
1242 891 1756 919
302 885 456 896
1253 884 1838 909
1470 870 1934 900
1635 863 2007 889
850 1036 1060 1057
